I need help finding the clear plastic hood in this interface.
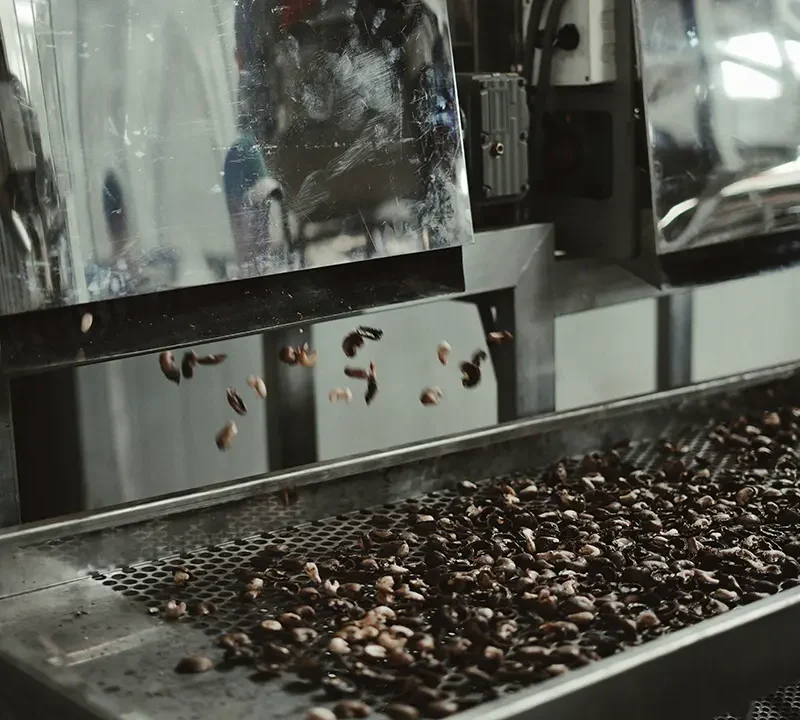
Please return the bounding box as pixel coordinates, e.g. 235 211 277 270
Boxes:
0 0 471 315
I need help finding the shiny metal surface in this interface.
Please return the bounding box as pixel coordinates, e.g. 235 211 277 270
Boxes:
256 223 555 473
2 357 797 557
636 0 800 253
0 225 552 526
0 0 470 314
0 225 545 373
462 224 555 418
552 256 665 315
656 292 693 390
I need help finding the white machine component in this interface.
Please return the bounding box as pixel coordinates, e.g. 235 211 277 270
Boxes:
527 0 617 86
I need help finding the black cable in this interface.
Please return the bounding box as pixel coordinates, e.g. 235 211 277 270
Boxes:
522 0 547 88
527 0 567 205
518 0 547 220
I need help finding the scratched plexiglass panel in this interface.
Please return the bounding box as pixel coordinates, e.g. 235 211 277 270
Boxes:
0 0 470 313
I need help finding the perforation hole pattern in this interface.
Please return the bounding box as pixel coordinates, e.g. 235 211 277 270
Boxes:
747 683 800 720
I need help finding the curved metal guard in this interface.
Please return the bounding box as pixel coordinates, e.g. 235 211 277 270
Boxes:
636 0 800 254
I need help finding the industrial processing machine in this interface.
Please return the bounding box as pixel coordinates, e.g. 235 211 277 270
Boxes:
3 0 800 719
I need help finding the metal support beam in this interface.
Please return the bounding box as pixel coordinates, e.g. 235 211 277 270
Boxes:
477 297 517 422
263 326 318 471
10 368 84 523
656 292 694 391
466 224 555 420
0 374 18 526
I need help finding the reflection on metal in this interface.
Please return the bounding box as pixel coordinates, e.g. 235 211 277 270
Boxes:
636 0 800 253
0 0 470 314
656 292 693 391
462 224 555 419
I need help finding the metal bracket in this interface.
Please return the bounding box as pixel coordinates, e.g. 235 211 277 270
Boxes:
460 224 556 420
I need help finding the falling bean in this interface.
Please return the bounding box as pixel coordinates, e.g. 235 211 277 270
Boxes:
226 387 248 416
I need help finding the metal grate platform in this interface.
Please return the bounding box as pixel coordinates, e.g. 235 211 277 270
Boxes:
5 365 800 720
749 685 800 720
82 416 800 718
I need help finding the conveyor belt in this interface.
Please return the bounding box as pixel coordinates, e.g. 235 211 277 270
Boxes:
3 363 800 720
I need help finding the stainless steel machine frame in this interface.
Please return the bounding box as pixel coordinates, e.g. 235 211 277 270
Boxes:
0 220 693 527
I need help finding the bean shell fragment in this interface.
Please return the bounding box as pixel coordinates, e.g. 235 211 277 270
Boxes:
247 375 268 398
357 326 383 341
307 709 337 720
173 568 192 585
437 342 451 365
215 421 238 451
365 378 378 406
487 330 513 344
305 562 322 584
420 387 443 406
471 349 488 366
329 387 353 404
298 345 319 368
279 346 298 365
164 600 186 620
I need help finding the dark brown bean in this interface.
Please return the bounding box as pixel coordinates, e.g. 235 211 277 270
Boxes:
342 332 365 357
181 351 196 379
195 353 228 366
159 351 180 384
365 378 379 405
215 421 237 451
460 361 481 389
279 346 298 365
426 701 459 718
333 700 371 719
357 326 383 341
175 655 213 674
262 643 292 662
344 366 370 380
226 387 248 416
385 705 419 720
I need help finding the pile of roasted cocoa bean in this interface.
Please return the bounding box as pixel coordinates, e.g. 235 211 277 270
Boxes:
170 406 800 720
